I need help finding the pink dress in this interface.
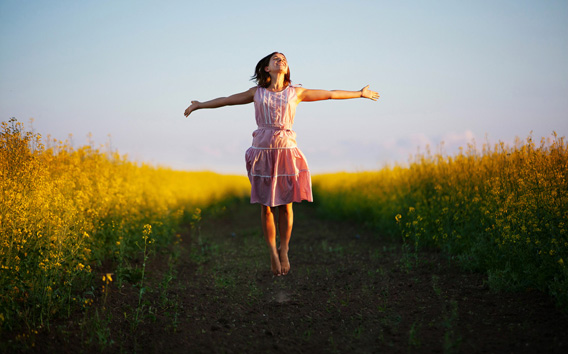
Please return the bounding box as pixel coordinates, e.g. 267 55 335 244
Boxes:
245 86 313 207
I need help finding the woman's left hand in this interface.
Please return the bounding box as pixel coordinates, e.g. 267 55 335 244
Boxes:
360 85 380 101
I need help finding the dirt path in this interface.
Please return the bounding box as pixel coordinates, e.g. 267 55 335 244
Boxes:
30 199 567 353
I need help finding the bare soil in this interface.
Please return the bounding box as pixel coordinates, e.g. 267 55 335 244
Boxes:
14 199 568 353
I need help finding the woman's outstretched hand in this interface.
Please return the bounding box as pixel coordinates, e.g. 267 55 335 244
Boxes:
361 85 380 101
184 101 200 117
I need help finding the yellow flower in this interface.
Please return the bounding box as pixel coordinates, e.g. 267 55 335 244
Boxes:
142 224 152 240
559 259 564 266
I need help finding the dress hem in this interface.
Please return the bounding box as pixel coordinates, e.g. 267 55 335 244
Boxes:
249 198 313 207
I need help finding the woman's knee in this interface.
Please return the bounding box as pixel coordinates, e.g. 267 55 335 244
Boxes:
261 205 273 216
278 203 293 216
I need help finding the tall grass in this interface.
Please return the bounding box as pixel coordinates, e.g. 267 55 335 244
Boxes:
313 133 567 308
0 118 250 331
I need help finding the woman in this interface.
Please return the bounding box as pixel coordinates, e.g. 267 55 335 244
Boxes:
184 52 379 276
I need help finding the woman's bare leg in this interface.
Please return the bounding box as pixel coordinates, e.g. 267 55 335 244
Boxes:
261 205 281 276
277 203 293 275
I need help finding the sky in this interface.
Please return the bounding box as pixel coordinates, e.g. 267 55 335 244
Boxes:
1 0 567 174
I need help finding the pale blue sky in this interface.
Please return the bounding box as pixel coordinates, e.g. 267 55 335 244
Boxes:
1 0 567 173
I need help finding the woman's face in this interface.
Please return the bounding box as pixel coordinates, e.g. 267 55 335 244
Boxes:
265 53 288 74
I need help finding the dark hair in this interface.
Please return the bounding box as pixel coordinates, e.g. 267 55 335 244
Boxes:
251 52 291 88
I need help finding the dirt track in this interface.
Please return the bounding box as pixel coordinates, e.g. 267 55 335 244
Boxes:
29 199 567 353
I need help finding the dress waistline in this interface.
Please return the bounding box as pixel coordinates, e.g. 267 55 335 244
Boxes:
256 125 293 131
249 146 297 150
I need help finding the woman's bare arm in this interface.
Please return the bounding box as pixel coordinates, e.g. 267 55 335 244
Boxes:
184 87 257 117
296 85 379 103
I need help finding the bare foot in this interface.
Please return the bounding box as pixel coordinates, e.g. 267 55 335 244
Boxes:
279 248 290 275
270 251 281 276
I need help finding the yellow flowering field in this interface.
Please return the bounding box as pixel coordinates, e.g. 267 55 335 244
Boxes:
0 118 250 331
313 133 567 308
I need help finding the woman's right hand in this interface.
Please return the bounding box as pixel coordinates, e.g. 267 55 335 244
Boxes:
184 101 200 117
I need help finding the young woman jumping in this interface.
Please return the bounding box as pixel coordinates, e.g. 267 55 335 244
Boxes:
184 52 379 276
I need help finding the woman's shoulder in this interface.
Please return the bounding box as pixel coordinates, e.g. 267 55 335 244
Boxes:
246 86 259 96
292 85 305 95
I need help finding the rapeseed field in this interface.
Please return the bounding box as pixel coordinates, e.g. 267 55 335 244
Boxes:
0 118 250 331
314 133 567 308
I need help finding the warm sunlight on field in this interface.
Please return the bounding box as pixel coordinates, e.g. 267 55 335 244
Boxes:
3 116 567 334
0 118 249 330
314 133 568 307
